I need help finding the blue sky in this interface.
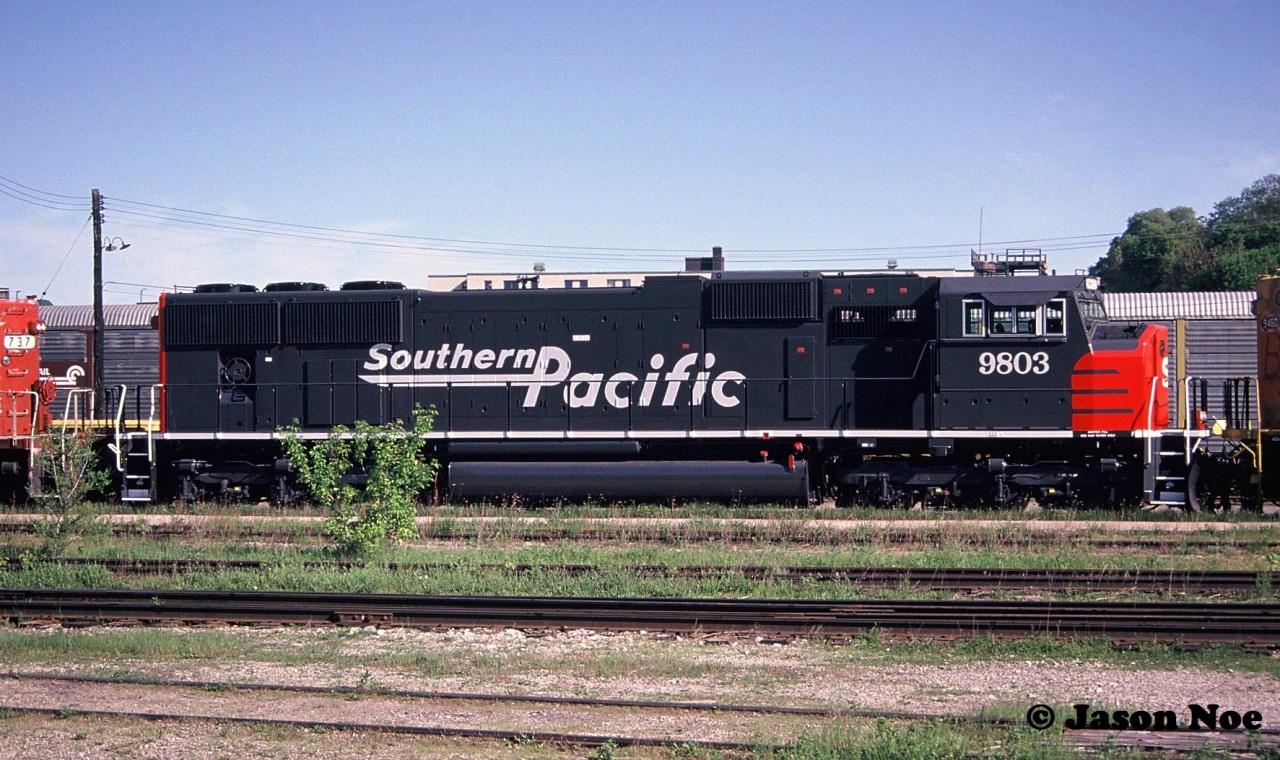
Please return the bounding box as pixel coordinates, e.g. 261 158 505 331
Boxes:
1 0 1276 304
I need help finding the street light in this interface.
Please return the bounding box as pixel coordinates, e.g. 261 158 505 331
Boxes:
91 188 130 424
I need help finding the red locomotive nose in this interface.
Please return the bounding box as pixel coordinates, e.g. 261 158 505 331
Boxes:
0 297 52 456
1071 324 1170 432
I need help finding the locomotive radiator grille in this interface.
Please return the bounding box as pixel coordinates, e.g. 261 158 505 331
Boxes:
163 303 279 347
706 280 819 322
282 300 402 345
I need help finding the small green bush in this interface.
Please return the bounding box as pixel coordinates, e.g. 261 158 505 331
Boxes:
32 427 111 557
280 406 438 555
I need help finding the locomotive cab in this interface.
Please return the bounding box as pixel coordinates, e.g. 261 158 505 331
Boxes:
934 276 1084 430
828 274 1175 508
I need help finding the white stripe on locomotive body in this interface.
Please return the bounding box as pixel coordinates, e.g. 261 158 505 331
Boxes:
154 428 1207 442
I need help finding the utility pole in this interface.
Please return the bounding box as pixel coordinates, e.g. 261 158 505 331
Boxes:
91 188 104 424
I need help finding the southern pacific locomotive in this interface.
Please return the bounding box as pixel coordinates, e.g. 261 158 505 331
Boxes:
136 266 1193 507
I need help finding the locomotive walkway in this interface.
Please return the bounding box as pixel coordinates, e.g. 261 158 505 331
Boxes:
3 588 1277 649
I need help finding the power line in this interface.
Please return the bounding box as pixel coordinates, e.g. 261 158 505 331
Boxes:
0 183 90 212
0 175 1126 262
0 174 87 202
5 175 1278 269
108 195 705 254
39 215 91 300
106 196 1122 259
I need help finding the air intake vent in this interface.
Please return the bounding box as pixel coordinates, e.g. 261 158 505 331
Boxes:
830 304 924 339
706 280 819 322
264 282 328 292
341 280 405 291
194 283 259 294
164 303 279 347
282 300 402 344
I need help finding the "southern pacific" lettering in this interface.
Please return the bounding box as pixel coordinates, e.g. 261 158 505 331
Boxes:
359 343 746 410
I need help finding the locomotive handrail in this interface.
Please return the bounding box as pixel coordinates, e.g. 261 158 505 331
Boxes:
2 390 41 484
1147 375 1159 432
25 390 39 478
58 388 94 432
1182 376 1204 433
163 369 980 438
142 384 160 463
111 385 130 472
2 389 38 443
866 340 936 383
1221 377 1260 432
158 359 1171 441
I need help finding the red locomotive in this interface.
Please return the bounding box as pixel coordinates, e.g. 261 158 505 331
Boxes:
0 289 55 499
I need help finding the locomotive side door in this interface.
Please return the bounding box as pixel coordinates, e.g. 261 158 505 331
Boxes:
785 336 816 420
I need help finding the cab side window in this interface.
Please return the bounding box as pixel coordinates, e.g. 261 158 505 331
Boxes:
963 300 985 336
1044 299 1066 336
990 307 1014 335
963 297 1068 338
1014 306 1037 334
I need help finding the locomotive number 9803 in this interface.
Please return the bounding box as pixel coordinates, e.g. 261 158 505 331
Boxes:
978 350 1050 376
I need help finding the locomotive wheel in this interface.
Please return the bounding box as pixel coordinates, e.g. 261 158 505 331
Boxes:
27 459 42 497
1186 456 1206 513
1187 453 1259 514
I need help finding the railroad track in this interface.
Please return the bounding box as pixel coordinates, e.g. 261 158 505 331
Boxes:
6 556 1276 594
3 588 1277 648
4 672 1275 756
1 520 1275 550
1 670 992 720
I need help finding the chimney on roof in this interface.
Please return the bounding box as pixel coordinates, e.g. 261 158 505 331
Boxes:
685 246 727 272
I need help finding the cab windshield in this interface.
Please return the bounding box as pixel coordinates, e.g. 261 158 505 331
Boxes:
1078 295 1107 332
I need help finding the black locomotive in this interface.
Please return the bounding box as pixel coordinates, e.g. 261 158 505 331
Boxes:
143 267 1193 507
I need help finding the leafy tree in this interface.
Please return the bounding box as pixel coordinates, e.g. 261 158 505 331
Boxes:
1209 244 1280 290
1201 174 1280 289
280 406 438 554
1208 174 1280 247
1091 175 1280 291
1089 207 1206 291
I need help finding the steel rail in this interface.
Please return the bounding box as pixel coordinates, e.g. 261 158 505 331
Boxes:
3 588 1277 647
5 557 1275 593
3 692 1273 757
0 704 764 751
21 670 1280 742
1 671 1011 722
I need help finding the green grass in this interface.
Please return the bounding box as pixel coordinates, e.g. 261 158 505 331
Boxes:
4 514 1278 570
3 554 1273 603
734 719 1157 760
0 627 253 662
825 632 1280 677
2 514 1277 607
